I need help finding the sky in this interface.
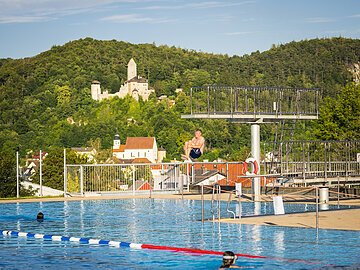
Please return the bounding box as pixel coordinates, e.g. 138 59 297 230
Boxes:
0 0 359 59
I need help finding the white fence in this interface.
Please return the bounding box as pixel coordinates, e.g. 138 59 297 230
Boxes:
64 141 360 196
65 161 244 196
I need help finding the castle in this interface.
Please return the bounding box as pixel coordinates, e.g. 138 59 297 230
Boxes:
91 58 155 101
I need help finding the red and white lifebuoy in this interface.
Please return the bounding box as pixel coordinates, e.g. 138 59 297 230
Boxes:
243 157 259 175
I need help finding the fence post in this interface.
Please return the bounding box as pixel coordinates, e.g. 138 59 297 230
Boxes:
186 163 190 192
80 165 84 196
226 162 229 186
337 175 340 208
201 184 204 223
324 142 328 181
302 142 306 185
132 166 135 196
217 185 221 221
39 149 43 197
316 187 319 233
236 183 242 219
16 149 19 198
191 163 195 185
63 149 67 198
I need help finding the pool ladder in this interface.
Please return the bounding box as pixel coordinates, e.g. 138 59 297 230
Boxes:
208 185 239 222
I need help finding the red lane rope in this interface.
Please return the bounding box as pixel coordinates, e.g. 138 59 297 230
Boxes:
141 244 322 265
141 244 267 259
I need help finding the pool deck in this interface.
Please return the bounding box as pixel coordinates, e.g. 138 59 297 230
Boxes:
218 208 360 231
1 193 360 231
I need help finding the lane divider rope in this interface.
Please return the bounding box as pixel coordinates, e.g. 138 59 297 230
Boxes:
1 230 265 259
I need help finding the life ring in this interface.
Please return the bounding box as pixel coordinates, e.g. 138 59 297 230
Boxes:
243 157 259 175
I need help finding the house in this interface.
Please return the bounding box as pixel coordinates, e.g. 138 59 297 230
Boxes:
24 151 48 181
193 170 227 186
112 134 165 163
129 180 152 191
23 162 37 181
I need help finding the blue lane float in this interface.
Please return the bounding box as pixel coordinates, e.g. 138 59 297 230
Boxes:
1 230 142 249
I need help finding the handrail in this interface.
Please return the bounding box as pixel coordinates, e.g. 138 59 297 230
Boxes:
226 191 236 219
210 186 215 221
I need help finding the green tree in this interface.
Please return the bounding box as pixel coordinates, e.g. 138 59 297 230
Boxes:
0 153 16 197
314 83 360 140
42 147 88 190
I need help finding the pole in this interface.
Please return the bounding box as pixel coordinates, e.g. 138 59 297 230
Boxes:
16 150 19 198
80 165 84 196
226 162 229 186
217 185 221 221
337 175 340 208
238 194 242 219
251 123 261 201
186 163 190 192
180 165 184 200
201 184 204 223
235 183 242 219
39 149 43 197
63 149 67 197
132 166 135 196
315 187 319 233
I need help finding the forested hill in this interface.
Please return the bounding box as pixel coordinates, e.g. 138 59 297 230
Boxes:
1 37 360 161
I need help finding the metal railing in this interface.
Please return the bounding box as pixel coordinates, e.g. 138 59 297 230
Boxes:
65 161 244 196
64 141 360 196
263 140 360 186
187 86 320 120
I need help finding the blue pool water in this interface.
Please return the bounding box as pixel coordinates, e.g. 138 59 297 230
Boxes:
0 199 359 269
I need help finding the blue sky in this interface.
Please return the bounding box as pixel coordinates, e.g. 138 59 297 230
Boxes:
0 0 359 59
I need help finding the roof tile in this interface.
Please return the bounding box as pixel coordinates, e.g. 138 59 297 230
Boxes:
125 137 155 149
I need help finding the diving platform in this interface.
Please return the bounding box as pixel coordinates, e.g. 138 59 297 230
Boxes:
181 86 320 122
181 85 321 201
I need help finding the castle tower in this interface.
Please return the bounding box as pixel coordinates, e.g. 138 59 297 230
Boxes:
91 80 101 100
127 58 137 80
113 133 121 150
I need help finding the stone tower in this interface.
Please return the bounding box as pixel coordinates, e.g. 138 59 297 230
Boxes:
113 133 121 150
127 58 137 80
91 80 101 100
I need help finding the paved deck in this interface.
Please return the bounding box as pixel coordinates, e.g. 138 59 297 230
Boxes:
218 208 360 231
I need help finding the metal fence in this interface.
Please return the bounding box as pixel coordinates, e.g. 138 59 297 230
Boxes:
64 141 360 196
263 140 360 186
65 161 244 196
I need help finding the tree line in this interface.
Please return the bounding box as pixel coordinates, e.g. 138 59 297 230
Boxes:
0 37 360 197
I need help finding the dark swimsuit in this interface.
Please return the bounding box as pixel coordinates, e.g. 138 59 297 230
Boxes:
190 148 202 159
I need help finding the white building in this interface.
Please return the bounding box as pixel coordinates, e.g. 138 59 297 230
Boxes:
91 58 154 102
112 134 165 163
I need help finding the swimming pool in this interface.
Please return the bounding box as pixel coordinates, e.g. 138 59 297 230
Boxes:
1 199 359 269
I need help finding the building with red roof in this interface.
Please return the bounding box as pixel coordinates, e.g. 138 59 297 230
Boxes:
112 134 166 163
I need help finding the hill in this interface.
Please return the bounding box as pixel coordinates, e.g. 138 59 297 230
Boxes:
0 37 359 161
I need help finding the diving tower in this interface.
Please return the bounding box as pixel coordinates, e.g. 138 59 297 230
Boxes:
181 86 320 201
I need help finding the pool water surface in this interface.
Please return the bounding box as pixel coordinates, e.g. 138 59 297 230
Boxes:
0 199 359 269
